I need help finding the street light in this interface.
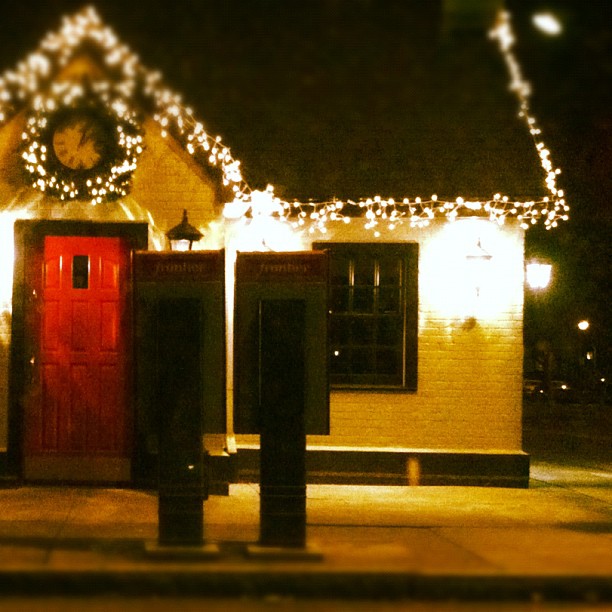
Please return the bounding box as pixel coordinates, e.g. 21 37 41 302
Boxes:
532 12 562 36
577 319 595 363
166 210 203 251
525 260 552 290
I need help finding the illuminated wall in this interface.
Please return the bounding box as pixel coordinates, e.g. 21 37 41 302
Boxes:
0 220 11 449
233 216 525 452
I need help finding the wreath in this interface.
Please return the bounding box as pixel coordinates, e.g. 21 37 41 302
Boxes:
21 80 143 204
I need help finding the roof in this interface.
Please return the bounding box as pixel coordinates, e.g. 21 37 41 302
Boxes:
0 5 567 231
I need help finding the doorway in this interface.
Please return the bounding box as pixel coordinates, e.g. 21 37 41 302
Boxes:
9 221 148 484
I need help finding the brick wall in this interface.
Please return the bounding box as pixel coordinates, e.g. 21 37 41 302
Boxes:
0 307 9 449
129 118 223 243
236 217 525 453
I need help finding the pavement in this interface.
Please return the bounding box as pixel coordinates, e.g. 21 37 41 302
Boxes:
0 460 611 602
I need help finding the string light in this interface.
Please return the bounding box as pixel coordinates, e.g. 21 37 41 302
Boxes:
0 6 248 204
20 80 143 204
0 7 567 233
489 11 568 229
215 10 569 234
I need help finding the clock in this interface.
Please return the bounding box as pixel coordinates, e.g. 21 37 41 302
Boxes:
21 81 143 204
51 111 108 171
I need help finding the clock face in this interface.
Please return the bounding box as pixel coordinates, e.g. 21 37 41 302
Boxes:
51 111 108 171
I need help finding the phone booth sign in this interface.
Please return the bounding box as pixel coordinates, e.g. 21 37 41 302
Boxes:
234 251 329 436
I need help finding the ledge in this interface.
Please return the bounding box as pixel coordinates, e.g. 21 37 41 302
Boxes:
232 446 530 488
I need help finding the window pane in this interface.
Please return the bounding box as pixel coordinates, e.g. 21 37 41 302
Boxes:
376 348 401 376
379 255 402 286
331 286 349 312
354 258 374 285
330 348 351 374
351 318 374 345
352 348 374 374
377 316 402 346
330 316 351 345
72 255 89 289
353 287 374 312
330 255 351 286
378 287 399 313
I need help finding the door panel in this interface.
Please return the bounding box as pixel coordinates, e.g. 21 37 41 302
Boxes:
24 236 132 482
41 365 59 450
100 301 119 350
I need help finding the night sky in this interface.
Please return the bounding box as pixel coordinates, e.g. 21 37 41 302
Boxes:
1 0 611 372
1 1 609 206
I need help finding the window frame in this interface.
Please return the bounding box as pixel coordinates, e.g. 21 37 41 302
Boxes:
314 241 418 392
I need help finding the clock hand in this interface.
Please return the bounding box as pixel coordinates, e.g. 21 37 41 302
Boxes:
78 123 95 147
78 129 89 147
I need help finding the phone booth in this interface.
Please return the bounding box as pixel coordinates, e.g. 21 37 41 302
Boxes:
134 250 225 548
234 251 329 549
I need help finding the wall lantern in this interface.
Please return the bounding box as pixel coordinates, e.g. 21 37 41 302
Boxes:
525 260 552 290
465 238 492 297
166 209 203 251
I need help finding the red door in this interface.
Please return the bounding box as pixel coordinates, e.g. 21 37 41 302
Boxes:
24 236 132 482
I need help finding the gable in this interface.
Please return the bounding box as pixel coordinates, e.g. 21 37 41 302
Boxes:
0 7 244 231
130 118 225 230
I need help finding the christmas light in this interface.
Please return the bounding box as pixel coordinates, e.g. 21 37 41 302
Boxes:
20 80 143 204
0 6 248 205
0 7 567 233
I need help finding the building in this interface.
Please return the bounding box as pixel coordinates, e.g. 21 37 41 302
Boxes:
0 4 567 488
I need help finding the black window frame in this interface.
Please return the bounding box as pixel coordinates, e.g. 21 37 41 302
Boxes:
314 242 418 391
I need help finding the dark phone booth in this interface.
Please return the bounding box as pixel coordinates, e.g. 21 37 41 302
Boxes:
234 251 329 547
134 250 225 546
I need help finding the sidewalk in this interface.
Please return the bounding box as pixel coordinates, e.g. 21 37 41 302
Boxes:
0 461 611 601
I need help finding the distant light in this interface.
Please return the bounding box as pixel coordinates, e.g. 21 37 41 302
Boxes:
525 261 552 290
577 320 590 331
532 12 562 35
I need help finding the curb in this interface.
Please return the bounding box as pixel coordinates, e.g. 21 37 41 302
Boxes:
0 570 610 601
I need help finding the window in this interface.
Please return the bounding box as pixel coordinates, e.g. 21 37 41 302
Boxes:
314 242 418 390
72 255 90 289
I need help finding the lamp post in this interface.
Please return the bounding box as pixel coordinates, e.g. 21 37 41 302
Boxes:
166 210 203 251
577 319 597 403
577 319 590 332
524 259 553 403
525 259 552 291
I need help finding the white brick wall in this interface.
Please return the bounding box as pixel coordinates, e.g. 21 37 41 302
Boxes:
0 207 524 456
129 118 222 242
0 307 10 449
237 217 525 453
